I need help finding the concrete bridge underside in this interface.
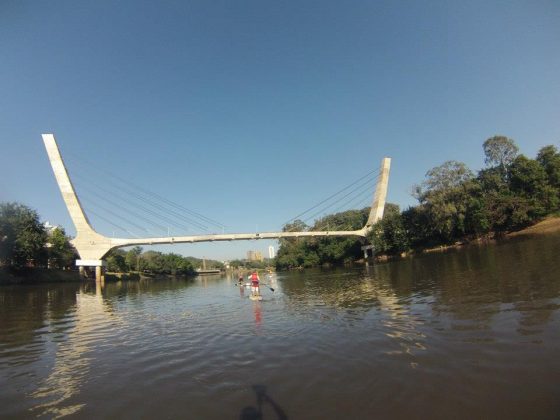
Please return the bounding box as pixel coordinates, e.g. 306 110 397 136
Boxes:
42 134 391 279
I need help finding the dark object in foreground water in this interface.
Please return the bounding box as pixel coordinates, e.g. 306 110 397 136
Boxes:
239 385 288 420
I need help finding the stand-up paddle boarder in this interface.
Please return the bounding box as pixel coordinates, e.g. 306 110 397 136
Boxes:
249 270 260 297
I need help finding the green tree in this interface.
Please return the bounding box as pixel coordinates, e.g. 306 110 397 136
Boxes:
311 209 368 264
537 145 560 190
125 246 143 272
401 206 432 247
282 219 308 232
131 250 196 275
161 253 195 275
175 256 195 275
276 209 369 269
367 203 410 255
474 167 510 232
47 227 77 269
275 136 560 267
275 238 309 269
414 160 474 201
0 202 48 268
483 135 519 170
106 249 127 272
476 151 557 232
229 259 246 269
142 251 165 273
509 155 558 219
413 161 475 242
276 219 310 269
462 182 492 236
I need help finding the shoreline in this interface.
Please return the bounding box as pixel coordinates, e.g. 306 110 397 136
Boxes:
0 268 196 285
0 267 82 285
505 215 560 237
3 217 559 282
374 216 560 262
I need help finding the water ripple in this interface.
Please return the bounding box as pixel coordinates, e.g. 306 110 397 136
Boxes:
1 237 560 419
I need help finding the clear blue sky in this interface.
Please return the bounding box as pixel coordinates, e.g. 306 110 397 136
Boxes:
1 0 559 260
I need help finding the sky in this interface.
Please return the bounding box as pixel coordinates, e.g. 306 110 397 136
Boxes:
1 0 559 260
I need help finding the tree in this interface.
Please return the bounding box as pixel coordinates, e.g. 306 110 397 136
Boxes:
483 136 519 170
275 238 309 269
475 152 557 233
413 161 475 242
415 160 474 201
104 247 201 275
161 253 195 275
229 259 246 269
463 189 492 236
276 210 369 269
0 202 48 268
276 219 310 269
401 206 432 247
106 249 127 272
142 251 165 273
125 246 143 272
282 220 308 232
537 145 560 189
175 256 195 275
274 136 559 266
367 203 409 255
47 227 77 269
509 155 558 218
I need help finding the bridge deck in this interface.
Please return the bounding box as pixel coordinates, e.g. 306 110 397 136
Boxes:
109 228 367 247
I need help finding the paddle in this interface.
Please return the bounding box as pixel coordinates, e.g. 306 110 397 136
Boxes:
234 281 274 292
260 283 275 292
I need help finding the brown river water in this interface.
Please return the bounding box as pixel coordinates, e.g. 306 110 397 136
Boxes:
1 233 560 419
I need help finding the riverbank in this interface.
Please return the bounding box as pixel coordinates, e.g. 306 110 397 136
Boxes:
506 215 560 237
0 268 194 285
279 216 560 267
380 216 560 260
104 272 141 281
0 267 81 285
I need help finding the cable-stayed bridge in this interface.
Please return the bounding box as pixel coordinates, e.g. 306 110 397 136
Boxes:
42 134 391 280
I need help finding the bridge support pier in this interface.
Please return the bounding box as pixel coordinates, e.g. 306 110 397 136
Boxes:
361 244 374 260
95 265 104 282
77 259 106 282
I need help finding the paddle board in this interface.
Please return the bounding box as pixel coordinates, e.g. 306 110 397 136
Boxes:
249 294 263 301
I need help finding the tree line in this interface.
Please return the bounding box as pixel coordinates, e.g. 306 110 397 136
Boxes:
104 247 224 276
0 202 76 270
275 209 370 269
275 136 560 269
0 202 223 276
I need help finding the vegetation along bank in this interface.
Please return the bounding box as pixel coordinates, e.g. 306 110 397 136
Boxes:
275 136 560 269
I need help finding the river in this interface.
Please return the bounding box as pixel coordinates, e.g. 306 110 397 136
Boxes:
1 233 560 419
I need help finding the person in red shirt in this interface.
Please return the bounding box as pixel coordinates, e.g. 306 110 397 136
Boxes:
249 270 260 296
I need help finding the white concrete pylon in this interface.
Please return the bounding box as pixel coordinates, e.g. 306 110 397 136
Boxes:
42 134 112 261
365 157 391 230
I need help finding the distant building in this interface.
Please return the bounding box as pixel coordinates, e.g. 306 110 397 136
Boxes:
43 222 63 250
43 221 60 234
268 245 275 259
247 250 263 262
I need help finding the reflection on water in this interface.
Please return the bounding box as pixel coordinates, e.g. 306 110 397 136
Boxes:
30 286 106 418
1 233 560 418
253 302 263 329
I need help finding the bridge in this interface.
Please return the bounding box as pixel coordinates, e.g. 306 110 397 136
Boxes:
42 134 391 280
